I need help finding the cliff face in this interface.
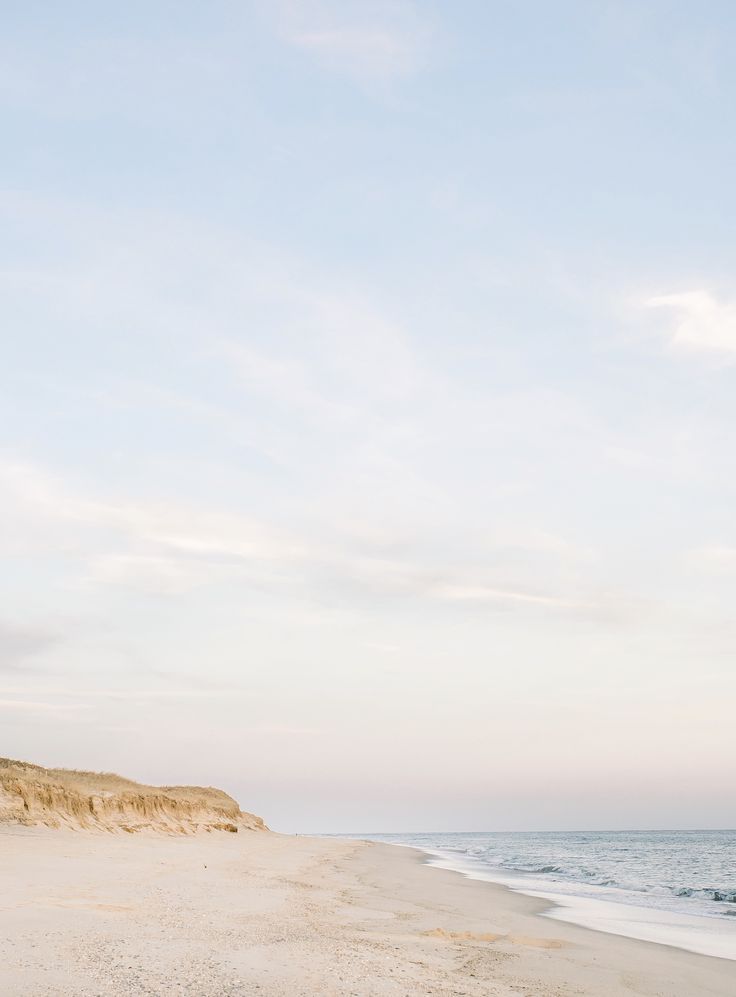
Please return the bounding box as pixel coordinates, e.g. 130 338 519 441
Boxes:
0 758 266 834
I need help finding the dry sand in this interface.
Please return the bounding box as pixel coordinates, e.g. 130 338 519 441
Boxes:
1 827 733 996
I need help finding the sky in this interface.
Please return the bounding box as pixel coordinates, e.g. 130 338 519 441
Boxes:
1 1 735 833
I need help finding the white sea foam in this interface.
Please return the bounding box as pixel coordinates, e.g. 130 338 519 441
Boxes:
358 830 736 961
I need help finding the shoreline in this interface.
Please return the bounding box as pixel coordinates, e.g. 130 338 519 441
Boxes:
2 826 734 995
412 844 736 962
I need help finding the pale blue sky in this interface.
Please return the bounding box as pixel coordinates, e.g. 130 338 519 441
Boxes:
2 1 735 831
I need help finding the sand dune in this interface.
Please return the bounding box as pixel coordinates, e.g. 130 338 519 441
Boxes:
0 757 266 834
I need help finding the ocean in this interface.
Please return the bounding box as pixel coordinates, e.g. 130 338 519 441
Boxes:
356 829 736 960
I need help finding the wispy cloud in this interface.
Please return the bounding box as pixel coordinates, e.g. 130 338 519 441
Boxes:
291 25 416 78
646 290 736 355
0 699 89 713
220 286 423 433
249 725 322 736
0 685 242 702
0 457 591 615
0 458 311 595
430 583 590 610
691 545 736 570
0 621 60 673
272 0 431 85
0 460 304 561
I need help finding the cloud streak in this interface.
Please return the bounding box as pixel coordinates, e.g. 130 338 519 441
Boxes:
646 290 736 355
272 0 431 84
0 458 592 616
0 699 89 713
0 622 60 673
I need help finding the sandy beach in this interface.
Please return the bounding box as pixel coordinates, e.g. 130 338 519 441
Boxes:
1 827 733 996
5 4 736 993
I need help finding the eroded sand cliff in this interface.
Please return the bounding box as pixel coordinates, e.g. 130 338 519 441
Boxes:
0 757 266 834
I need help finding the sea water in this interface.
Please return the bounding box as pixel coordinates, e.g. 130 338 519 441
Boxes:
357 829 736 960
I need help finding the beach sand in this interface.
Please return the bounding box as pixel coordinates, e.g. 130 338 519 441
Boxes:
1 827 732 996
